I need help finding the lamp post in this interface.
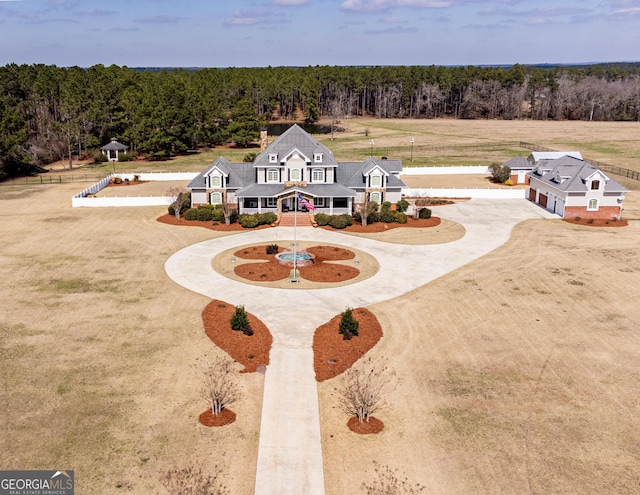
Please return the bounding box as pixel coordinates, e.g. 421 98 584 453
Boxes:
370 139 374 157
410 138 415 162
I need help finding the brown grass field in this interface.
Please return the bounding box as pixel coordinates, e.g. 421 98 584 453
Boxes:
1 119 639 494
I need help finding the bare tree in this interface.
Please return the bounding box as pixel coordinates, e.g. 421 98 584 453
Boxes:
201 356 239 416
166 187 188 220
359 196 378 227
221 200 236 226
161 462 228 495
361 462 426 495
338 357 395 423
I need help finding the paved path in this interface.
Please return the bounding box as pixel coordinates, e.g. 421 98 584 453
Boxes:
164 199 557 495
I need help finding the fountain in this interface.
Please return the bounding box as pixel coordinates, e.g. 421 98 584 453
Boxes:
275 250 315 267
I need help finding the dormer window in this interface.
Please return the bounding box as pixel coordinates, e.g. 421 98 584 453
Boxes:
314 153 323 163
210 175 222 188
370 174 382 187
311 168 325 183
269 154 278 163
267 169 279 183
591 180 601 190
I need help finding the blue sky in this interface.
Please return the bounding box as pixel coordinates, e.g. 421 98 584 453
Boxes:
0 0 639 67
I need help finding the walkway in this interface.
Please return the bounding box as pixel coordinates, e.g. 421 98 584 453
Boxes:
164 199 557 495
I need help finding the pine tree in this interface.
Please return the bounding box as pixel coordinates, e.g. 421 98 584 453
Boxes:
230 305 250 332
339 307 359 340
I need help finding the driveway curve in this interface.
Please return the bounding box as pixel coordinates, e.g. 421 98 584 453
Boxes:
164 199 557 495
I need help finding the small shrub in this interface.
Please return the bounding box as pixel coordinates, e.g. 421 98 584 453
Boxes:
238 214 260 228
243 152 258 162
381 201 392 211
314 213 331 226
242 326 254 336
93 152 108 164
396 199 409 212
266 244 279 255
259 212 277 225
504 179 513 186
418 207 432 219
230 305 250 332
394 211 408 224
368 211 380 223
339 307 359 340
184 208 198 221
380 210 396 223
211 208 224 222
196 208 213 221
329 214 353 229
118 151 134 162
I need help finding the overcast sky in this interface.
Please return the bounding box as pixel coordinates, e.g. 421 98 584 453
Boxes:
1 0 639 68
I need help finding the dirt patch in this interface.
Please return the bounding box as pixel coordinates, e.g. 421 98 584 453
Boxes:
347 416 384 434
202 300 273 373
313 308 383 382
199 408 236 427
106 180 148 187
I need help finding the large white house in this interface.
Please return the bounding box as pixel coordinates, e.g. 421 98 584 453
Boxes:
187 124 406 215
527 155 628 219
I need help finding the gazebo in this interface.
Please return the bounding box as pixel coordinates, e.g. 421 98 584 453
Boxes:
101 138 129 162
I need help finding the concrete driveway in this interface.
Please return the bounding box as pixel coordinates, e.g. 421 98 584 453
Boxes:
164 199 557 495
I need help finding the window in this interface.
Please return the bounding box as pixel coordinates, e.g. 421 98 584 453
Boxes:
312 168 325 183
269 154 278 163
370 174 382 187
210 175 221 188
588 198 599 211
334 198 348 208
591 180 600 190
210 192 222 205
266 198 277 207
243 198 258 208
370 192 382 204
290 168 301 181
267 169 279 183
314 153 323 163
314 197 325 208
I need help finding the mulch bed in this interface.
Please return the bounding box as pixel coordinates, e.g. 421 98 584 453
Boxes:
313 308 383 382
199 408 236 427
106 180 148 187
320 216 441 233
201 300 273 373
563 217 628 227
234 262 292 282
157 213 441 233
347 416 384 434
157 214 271 232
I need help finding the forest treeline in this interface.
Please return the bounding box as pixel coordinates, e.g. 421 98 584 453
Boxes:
1 63 640 179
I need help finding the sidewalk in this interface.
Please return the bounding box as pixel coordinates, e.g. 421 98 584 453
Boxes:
164 199 557 495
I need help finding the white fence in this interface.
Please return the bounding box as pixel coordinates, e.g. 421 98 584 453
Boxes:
401 166 489 176
403 187 527 199
72 172 198 208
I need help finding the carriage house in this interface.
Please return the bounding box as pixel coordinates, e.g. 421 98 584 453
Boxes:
527 156 628 220
187 124 406 215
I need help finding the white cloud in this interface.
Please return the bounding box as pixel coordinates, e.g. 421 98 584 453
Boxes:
340 0 451 11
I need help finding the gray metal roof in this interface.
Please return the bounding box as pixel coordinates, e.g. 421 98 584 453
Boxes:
100 138 129 151
503 155 531 170
530 160 629 194
188 125 406 196
253 124 338 167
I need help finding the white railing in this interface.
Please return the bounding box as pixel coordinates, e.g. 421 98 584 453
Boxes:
72 172 199 207
403 187 527 199
401 166 489 175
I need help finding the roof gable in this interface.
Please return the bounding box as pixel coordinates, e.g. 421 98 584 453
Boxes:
253 124 338 167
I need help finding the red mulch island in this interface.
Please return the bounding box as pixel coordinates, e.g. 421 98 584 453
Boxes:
201 300 273 373
233 244 360 283
313 308 383 382
199 408 236 427
347 416 384 434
